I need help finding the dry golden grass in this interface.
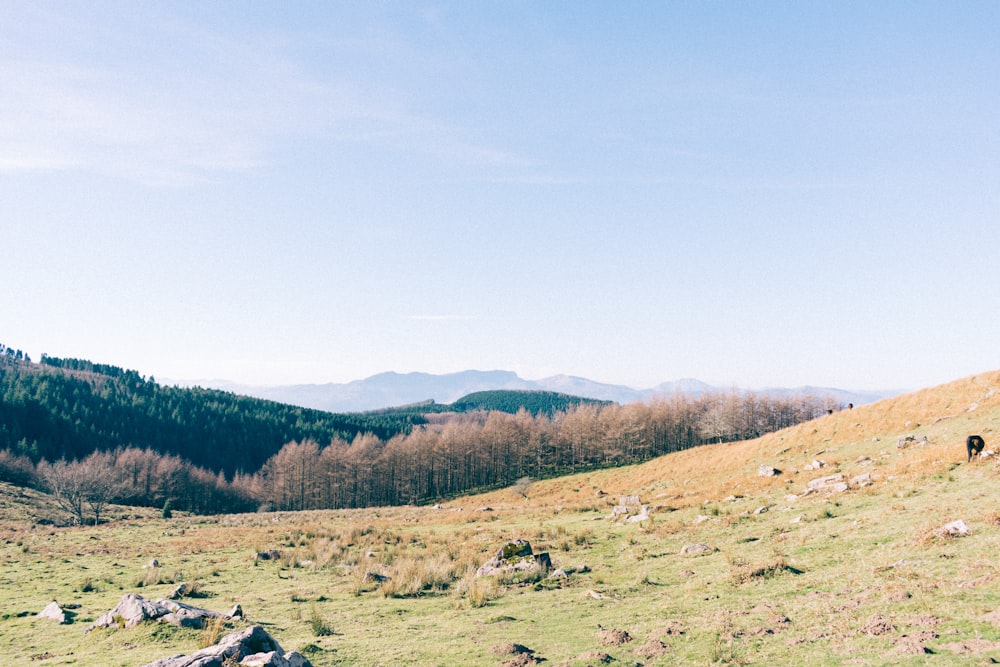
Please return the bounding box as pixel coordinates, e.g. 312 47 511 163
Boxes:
3 369 1000 666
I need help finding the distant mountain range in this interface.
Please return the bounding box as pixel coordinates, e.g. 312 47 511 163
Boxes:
183 370 895 414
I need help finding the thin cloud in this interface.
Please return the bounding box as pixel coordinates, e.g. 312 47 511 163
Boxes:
405 315 478 322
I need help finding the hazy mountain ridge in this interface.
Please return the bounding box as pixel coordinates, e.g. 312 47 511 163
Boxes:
192 371 895 413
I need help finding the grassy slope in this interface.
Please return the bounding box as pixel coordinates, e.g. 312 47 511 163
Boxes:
1 371 998 666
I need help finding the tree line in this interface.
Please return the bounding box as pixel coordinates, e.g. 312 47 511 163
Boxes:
255 391 836 510
1 388 837 522
0 348 840 522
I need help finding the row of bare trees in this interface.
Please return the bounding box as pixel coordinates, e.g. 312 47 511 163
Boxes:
257 391 838 511
0 391 839 521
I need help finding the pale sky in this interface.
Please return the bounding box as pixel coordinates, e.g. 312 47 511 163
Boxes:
3 1 998 392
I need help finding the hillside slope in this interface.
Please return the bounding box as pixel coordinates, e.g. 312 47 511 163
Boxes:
1 370 998 665
468 369 999 510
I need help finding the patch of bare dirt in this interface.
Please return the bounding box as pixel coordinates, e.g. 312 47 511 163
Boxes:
575 650 613 664
982 608 1000 627
859 614 895 637
597 628 632 646
492 643 534 656
884 590 911 602
500 655 543 667
633 639 670 659
652 620 686 637
939 638 1000 654
887 637 933 656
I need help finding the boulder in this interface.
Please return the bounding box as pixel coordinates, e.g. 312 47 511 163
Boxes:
807 473 849 493
158 599 225 629
169 582 193 600
680 543 712 556
626 506 651 523
757 465 781 477
141 625 313 667
850 473 873 487
38 601 67 624
934 519 970 538
476 540 551 577
88 593 228 633
88 593 171 632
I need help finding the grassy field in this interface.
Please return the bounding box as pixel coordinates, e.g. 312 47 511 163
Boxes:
1 371 999 666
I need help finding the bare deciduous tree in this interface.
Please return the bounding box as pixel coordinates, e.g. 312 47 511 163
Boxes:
38 451 121 525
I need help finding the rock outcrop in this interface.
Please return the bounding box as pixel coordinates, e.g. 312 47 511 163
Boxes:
87 593 232 633
476 539 551 577
38 601 68 624
141 625 313 667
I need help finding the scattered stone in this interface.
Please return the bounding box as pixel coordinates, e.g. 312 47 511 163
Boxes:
789 516 802 524
807 473 849 493
158 599 225 629
626 505 651 523
229 604 244 619
597 628 632 646
38 601 67 624
803 460 826 471
88 593 171 632
475 506 494 512
680 543 712 556
753 506 769 515
476 540 551 577
169 582 192 600
758 464 781 477
850 473 873 487
692 514 711 524
856 455 871 462
934 519 971 538
587 590 611 600
88 593 227 634
981 449 997 459
141 625 313 667
897 434 929 449
550 568 569 579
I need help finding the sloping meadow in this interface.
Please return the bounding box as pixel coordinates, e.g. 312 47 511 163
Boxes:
1 371 999 665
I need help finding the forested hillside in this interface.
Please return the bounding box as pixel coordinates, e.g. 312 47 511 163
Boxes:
0 346 842 519
0 354 419 475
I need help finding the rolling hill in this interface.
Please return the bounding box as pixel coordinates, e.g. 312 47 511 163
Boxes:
196 370 893 412
0 369 998 665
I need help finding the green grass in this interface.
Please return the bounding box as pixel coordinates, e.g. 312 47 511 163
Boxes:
2 372 1000 665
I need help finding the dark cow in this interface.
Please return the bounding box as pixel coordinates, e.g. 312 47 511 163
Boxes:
966 434 986 462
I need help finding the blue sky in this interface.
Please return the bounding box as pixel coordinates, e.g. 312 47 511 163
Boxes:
3 1 998 392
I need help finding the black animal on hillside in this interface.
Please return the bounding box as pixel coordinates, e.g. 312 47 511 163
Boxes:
966 434 986 462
